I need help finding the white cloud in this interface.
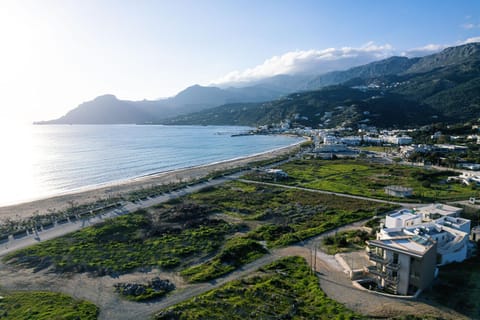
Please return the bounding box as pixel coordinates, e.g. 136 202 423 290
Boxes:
401 43 449 57
212 42 394 85
462 36 480 44
211 37 480 86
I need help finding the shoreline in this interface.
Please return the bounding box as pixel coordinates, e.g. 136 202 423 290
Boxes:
0 140 304 221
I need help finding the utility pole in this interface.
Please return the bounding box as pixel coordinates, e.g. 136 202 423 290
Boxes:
310 244 314 274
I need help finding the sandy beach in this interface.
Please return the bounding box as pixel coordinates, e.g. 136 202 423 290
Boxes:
0 142 303 221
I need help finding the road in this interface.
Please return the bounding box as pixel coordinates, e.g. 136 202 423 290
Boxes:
0 154 465 319
0 216 464 320
0 177 232 257
237 179 419 208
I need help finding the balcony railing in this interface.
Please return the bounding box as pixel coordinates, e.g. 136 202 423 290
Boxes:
385 261 400 271
366 266 400 285
368 251 387 263
366 265 385 277
384 276 400 285
368 252 400 270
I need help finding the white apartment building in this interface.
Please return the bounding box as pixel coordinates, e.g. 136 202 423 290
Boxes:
366 236 437 295
378 204 470 266
367 204 473 294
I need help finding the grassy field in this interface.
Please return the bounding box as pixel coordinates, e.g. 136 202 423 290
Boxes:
180 237 267 282
260 158 479 202
4 181 395 284
156 256 363 320
357 146 395 153
424 255 480 319
0 291 98 320
188 181 396 247
3 208 235 276
321 229 374 255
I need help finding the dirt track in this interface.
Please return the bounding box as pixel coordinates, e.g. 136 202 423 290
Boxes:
0 223 467 320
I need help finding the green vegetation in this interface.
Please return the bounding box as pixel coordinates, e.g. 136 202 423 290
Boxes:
358 146 395 153
163 85 439 128
4 208 234 276
0 199 122 239
189 181 395 247
180 237 267 282
156 256 362 320
4 180 393 283
364 217 382 233
0 291 98 320
114 277 175 302
322 229 374 255
425 256 480 319
164 44 480 128
269 158 477 202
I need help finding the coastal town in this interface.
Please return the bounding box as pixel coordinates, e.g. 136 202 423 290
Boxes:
1 1 480 317
1 117 480 319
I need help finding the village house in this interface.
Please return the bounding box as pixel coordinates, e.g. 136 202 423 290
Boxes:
365 204 473 295
384 185 413 198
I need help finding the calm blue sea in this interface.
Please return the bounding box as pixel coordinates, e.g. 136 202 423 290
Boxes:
0 125 303 206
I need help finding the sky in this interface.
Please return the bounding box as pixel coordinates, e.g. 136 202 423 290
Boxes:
0 0 479 123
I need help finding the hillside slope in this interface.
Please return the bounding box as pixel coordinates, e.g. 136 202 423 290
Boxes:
165 42 480 128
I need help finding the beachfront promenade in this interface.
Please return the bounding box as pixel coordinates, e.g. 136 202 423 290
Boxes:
0 168 417 257
0 145 301 256
0 175 234 257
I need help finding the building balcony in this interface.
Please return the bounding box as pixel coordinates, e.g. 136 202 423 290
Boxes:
384 276 400 285
385 261 400 271
368 251 387 263
366 266 400 285
366 265 386 277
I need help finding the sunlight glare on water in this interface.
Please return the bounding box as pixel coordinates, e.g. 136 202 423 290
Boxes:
0 124 303 207
0 124 45 206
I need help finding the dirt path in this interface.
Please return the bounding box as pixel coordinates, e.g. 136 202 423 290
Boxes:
0 219 466 320
237 179 420 208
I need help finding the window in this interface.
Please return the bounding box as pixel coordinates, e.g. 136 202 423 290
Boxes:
393 253 399 264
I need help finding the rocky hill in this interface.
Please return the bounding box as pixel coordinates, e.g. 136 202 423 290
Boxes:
164 42 480 128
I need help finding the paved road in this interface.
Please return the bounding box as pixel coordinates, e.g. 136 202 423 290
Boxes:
0 177 233 257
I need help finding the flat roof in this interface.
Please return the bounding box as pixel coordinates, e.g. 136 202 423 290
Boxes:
389 209 419 220
368 236 435 258
417 203 462 216
408 225 443 236
441 216 470 225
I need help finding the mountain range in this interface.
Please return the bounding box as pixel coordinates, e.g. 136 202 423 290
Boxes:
38 42 480 128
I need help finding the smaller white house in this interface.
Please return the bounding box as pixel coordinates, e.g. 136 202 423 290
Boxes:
265 169 288 178
416 203 463 221
384 185 413 198
379 204 471 266
471 226 480 242
435 216 471 233
385 209 422 228
403 224 469 265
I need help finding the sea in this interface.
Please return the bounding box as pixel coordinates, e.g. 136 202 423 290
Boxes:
0 124 303 206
